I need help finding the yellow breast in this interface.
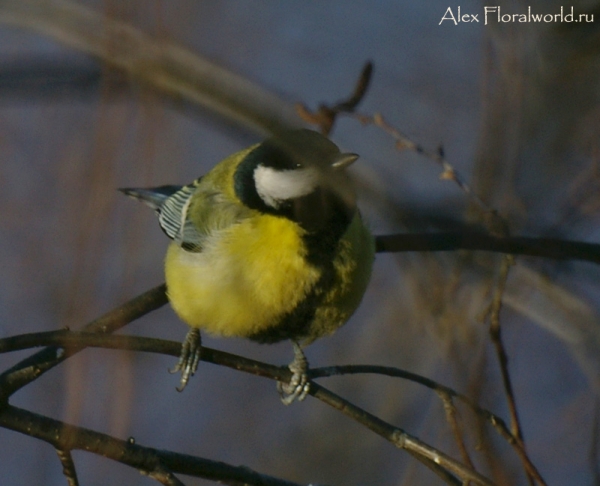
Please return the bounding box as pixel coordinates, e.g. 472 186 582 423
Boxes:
164 213 321 338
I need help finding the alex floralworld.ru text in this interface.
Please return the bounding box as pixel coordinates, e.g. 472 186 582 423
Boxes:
440 6 594 25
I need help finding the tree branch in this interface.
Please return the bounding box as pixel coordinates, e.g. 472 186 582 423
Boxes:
375 232 600 265
0 283 167 401
311 364 546 486
0 405 304 486
312 383 494 486
0 331 498 484
55 448 79 486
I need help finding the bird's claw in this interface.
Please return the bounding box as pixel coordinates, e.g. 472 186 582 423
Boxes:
169 328 201 392
277 341 310 405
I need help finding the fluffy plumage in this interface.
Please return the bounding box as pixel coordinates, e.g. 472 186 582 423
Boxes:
121 129 374 400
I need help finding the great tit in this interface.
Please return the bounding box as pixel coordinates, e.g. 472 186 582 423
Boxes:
121 129 374 403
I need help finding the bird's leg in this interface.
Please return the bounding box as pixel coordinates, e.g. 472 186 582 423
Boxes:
277 341 310 405
169 327 202 392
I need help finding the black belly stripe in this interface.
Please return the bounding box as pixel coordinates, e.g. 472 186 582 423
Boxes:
247 201 353 344
235 137 357 343
248 285 323 343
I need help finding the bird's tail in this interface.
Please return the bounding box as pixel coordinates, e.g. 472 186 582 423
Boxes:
119 185 182 211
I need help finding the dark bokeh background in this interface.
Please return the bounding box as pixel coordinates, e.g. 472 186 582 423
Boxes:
1 1 599 485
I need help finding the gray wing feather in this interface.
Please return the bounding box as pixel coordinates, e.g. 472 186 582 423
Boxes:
158 183 204 251
121 181 205 252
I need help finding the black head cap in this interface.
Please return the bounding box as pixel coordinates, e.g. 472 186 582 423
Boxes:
234 129 359 233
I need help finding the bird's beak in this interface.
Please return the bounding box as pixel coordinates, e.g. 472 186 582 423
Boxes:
331 153 359 170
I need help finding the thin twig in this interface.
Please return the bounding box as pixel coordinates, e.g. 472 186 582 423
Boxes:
144 465 186 486
56 448 79 486
295 54 545 483
299 90 510 239
437 390 475 473
311 383 495 486
0 331 492 484
295 59 508 237
296 61 373 135
489 257 519 437
0 331 546 485
0 405 303 486
351 112 509 236
0 283 167 400
311 364 546 486
488 255 535 485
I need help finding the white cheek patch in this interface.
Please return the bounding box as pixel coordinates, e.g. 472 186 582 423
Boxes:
254 165 319 208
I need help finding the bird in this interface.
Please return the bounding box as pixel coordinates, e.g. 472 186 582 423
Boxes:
120 129 375 404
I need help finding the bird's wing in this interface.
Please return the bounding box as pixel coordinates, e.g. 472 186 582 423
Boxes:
158 181 206 251
122 177 250 252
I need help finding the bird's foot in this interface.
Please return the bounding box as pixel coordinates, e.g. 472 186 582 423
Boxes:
277 341 310 405
169 328 201 392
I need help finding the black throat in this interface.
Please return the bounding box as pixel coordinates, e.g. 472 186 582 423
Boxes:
234 138 359 344
234 143 355 264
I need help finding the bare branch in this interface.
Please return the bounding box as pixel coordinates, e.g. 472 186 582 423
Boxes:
312 383 495 486
56 448 79 486
489 257 520 438
437 390 475 472
348 111 509 236
0 405 305 486
375 232 600 265
312 364 547 486
0 283 167 400
296 61 373 135
0 331 490 484
487 256 537 486
144 465 186 486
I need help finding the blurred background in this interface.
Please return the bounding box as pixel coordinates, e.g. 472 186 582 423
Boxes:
1 0 600 484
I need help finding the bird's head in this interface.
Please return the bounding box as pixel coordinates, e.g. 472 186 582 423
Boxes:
234 129 359 232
